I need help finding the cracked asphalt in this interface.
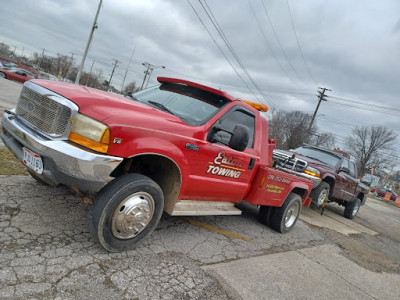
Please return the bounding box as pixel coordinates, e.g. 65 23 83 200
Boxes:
2 172 400 299
1 78 400 299
1 173 326 299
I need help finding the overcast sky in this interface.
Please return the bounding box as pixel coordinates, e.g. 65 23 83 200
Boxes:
1 0 399 169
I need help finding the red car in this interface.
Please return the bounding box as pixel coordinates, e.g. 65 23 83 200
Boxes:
0 68 33 83
372 187 398 201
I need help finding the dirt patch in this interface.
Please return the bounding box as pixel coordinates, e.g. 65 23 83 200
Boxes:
322 229 400 274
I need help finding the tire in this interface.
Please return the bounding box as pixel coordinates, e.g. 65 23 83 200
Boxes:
344 198 361 219
258 205 273 226
309 182 330 208
0 72 6 79
89 173 164 252
269 193 302 233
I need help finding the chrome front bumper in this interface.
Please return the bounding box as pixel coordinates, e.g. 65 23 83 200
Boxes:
1 110 123 192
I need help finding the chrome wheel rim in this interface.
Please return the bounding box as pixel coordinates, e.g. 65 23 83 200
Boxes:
0 72 5 78
284 201 300 228
352 201 360 217
111 192 155 239
317 189 328 206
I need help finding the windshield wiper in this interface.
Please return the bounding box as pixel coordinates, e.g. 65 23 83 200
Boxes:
147 101 175 115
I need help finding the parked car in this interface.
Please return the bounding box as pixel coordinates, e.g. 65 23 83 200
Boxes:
38 71 59 81
0 61 17 70
372 187 398 201
0 68 33 83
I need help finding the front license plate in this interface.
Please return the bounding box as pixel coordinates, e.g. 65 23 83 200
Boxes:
22 147 43 174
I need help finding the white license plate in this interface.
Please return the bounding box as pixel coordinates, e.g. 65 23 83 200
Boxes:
23 147 43 174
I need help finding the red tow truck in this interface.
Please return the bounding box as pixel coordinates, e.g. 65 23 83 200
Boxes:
1 77 313 252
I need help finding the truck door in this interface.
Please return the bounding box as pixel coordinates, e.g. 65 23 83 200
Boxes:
337 159 355 201
181 106 259 202
346 161 359 198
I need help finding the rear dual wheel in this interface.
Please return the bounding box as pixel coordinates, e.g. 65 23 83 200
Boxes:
89 173 164 252
259 193 302 233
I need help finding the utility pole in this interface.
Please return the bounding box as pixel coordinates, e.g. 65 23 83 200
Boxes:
75 0 103 84
309 87 331 132
140 62 165 90
85 59 95 86
107 59 120 91
120 47 136 93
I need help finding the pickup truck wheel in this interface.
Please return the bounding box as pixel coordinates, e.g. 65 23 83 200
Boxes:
344 198 361 219
89 173 164 252
269 193 302 233
310 182 330 208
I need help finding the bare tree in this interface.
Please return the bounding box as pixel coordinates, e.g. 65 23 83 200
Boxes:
267 110 285 148
345 125 397 177
282 111 315 150
122 81 140 95
268 110 317 149
310 132 335 149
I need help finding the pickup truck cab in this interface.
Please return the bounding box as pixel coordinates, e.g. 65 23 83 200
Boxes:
273 145 369 219
1 77 313 251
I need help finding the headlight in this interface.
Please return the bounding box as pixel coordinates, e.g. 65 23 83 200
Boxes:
304 166 320 178
68 113 110 153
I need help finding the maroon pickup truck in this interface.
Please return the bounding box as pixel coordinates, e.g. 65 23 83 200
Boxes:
273 145 369 219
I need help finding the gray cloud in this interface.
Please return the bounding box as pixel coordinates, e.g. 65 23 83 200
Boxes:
0 0 399 161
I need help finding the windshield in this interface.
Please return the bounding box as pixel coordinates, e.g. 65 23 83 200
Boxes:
293 146 341 168
132 83 229 126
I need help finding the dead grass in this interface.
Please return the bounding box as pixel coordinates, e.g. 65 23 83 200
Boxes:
0 148 28 175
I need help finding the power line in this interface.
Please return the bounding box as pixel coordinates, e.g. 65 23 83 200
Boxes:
248 0 298 85
186 0 256 99
329 95 400 113
327 98 400 116
285 0 316 85
199 0 276 109
259 0 307 84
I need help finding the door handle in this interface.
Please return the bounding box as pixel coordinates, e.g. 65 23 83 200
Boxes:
248 158 255 170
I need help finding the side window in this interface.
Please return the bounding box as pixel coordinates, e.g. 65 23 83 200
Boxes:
215 108 255 148
349 161 357 178
340 159 349 171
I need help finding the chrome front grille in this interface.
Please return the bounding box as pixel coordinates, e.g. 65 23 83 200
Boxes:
15 83 77 138
272 150 307 172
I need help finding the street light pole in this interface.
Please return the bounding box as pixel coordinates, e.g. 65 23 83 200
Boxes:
75 0 102 85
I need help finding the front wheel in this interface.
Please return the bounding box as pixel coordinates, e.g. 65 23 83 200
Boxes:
89 173 164 252
344 198 361 219
269 193 302 233
310 182 330 209
0 72 6 79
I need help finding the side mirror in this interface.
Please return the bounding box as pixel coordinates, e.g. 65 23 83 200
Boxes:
207 123 249 152
339 166 350 174
228 124 249 152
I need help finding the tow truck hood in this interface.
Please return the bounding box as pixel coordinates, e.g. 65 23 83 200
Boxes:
32 79 186 129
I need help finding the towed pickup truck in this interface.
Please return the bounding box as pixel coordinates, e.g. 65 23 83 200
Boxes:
1 77 313 252
273 145 369 219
